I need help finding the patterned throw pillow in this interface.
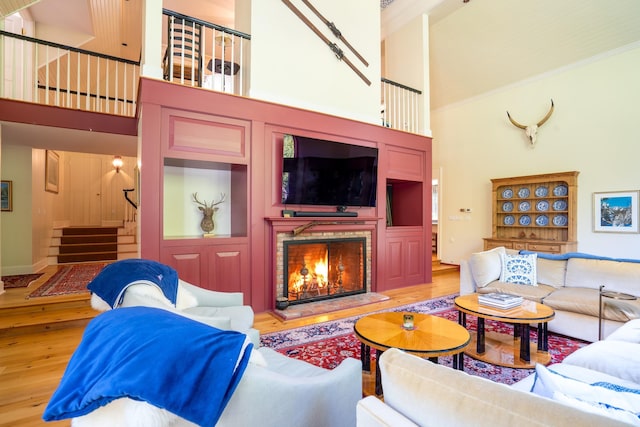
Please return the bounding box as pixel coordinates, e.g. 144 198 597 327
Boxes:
499 253 537 286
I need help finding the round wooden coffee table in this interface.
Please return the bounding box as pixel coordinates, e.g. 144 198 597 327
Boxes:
354 311 470 395
454 294 555 369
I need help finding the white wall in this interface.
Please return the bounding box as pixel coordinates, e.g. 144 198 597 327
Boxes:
433 44 640 263
249 0 381 125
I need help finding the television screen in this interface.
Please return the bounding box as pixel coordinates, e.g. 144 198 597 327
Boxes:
281 134 378 207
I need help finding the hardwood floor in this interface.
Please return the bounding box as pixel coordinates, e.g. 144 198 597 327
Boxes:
0 265 460 427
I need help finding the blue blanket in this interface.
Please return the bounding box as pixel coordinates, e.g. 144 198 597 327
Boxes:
87 259 179 308
43 307 252 426
519 250 640 264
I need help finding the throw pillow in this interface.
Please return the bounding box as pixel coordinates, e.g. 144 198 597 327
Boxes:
469 246 506 288
532 364 640 426
499 253 537 286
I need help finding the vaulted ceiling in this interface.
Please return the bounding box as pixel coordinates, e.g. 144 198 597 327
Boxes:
2 0 640 153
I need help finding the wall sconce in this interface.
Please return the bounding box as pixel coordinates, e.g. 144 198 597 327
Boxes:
112 156 123 173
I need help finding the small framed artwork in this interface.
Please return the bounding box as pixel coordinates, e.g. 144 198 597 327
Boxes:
593 190 639 233
1 180 12 211
45 150 60 193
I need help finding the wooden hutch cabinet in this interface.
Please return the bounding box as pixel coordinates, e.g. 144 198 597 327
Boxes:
484 171 578 254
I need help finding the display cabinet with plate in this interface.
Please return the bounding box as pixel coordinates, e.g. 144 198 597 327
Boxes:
484 171 578 253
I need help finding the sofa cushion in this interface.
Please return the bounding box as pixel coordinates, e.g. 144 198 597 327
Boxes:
543 287 640 322
378 348 629 427
563 340 640 384
536 258 567 288
469 246 506 287
479 282 555 303
531 364 640 426
607 319 640 343
565 258 640 294
500 253 537 286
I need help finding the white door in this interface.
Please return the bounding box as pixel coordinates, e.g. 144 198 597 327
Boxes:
68 153 103 226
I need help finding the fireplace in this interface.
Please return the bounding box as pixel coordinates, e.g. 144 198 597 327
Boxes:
283 237 367 305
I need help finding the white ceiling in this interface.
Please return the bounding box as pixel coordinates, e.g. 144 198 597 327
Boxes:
3 0 640 154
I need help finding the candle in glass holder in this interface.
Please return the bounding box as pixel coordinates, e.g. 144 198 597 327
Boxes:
403 314 414 330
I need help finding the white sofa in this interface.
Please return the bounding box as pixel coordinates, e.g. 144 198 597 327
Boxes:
357 320 640 426
460 246 640 342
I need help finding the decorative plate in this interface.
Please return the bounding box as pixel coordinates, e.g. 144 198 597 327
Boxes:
517 187 530 198
518 201 530 212
502 188 513 199
535 186 549 197
519 215 531 226
553 214 568 226
552 200 568 211
502 202 514 212
553 184 568 197
536 200 549 211
536 215 549 226
504 215 515 225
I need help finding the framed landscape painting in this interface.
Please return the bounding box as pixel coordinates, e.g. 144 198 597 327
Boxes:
1 180 12 211
593 190 639 233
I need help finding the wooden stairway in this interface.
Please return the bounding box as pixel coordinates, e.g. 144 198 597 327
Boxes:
57 227 118 263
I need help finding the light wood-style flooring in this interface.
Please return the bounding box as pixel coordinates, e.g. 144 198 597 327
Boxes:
0 263 459 427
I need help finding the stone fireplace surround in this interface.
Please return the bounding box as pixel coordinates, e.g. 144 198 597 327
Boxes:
267 218 377 308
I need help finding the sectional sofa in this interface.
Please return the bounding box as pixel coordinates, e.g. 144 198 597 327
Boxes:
460 246 640 342
357 318 640 426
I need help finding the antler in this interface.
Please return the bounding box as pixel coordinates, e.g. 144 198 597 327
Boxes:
536 99 554 127
506 111 527 129
192 192 226 208
506 99 555 129
211 192 226 207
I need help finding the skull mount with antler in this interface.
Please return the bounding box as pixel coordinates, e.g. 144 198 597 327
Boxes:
507 99 555 146
192 192 226 234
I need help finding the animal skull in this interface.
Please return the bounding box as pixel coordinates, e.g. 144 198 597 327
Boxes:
507 99 554 145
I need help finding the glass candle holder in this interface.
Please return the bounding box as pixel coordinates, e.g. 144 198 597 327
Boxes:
403 314 414 330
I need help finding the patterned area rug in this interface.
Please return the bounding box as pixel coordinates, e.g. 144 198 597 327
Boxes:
260 295 588 385
27 263 106 299
1 273 44 289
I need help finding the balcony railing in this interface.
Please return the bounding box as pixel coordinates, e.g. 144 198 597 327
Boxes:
381 77 422 134
162 9 251 96
1 11 422 134
0 30 140 116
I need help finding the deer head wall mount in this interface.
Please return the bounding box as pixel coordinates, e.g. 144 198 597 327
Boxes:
192 192 226 234
506 99 554 146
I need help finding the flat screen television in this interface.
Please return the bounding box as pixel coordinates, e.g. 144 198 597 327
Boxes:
281 134 378 207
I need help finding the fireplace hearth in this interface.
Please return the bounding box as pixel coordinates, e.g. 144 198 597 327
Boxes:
283 237 366 305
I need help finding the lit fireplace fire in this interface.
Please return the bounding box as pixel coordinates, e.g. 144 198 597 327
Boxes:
284 238 365 305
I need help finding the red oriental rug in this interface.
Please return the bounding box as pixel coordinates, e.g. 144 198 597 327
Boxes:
260 296 588 385
1 273 44 289
27 263 106 299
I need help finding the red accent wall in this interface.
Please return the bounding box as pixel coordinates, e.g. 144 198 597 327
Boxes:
138 78 432 313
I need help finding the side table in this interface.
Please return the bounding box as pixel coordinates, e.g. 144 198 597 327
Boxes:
599 285 638 340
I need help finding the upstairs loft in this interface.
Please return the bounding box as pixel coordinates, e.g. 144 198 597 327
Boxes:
0 7 424 138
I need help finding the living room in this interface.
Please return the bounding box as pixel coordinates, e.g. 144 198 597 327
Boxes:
1 0 640 425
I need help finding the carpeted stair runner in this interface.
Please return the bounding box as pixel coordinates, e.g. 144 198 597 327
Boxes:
57 227 118 263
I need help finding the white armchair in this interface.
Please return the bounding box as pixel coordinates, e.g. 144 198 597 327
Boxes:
72 347 362 427
91 276 259 346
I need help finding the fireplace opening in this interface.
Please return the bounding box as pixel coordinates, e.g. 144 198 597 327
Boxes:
283 237 366 305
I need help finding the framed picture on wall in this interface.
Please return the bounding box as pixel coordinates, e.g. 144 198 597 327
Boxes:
45 150 60 193
593 190 639 233
1 180 12 211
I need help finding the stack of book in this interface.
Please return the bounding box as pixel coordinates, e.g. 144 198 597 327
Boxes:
478 293 523 309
